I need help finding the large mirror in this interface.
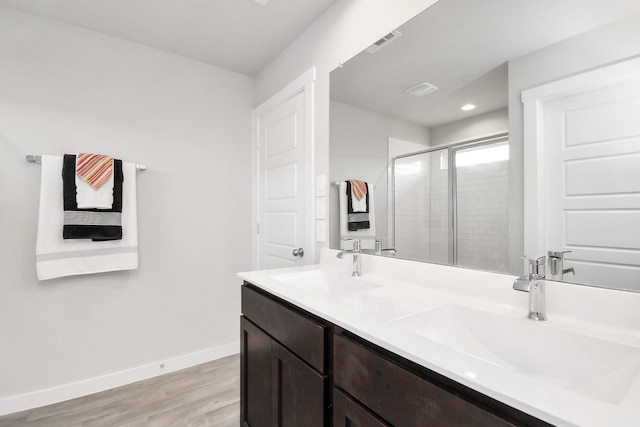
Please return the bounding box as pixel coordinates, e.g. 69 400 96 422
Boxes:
329 0 640 291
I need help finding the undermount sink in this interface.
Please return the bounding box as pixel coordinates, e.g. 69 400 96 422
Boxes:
270 269 381 297
390 303 640 403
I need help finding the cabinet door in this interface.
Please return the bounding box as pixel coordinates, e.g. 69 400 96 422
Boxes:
272 343 327 427
333 389 389 427
242 316 327 427
241 317 273 427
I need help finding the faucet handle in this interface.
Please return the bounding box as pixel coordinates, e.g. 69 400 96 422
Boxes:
343 238 361 251
528 256 546 277
548 250 571 259
529 256 545 266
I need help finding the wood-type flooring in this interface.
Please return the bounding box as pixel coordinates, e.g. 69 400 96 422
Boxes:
0 354 239 427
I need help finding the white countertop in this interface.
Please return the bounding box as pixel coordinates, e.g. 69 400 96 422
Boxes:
238 248 640 427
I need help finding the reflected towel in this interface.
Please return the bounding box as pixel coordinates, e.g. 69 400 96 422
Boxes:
347 181 370 231
339 181 376 250
349 180 368 212
36 155 138 281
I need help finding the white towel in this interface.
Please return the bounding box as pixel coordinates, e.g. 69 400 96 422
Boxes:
339 182 377 250
75 171 114 209
36 155 138 280
351 190 367 212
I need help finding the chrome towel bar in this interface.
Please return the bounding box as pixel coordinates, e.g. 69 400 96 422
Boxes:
26 154 147 171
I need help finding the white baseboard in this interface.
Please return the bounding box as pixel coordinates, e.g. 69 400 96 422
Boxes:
0 341 240 416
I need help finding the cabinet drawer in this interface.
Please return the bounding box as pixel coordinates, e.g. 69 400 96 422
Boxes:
242 284 326 373
333 389 389 427
334 334 515 427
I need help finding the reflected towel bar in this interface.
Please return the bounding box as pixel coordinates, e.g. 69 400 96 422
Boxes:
332 181 375 188
26 154 147 171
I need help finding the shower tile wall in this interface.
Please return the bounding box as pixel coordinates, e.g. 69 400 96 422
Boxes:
456 160 509 272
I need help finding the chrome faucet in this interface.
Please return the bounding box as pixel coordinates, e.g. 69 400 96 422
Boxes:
337 239 362 277
513 256 547 321
547 250 575 281
374 237 396 256
380 248 397 256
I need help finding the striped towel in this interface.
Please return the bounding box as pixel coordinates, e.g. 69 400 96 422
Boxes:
349 180 368 213
350 180 367 201
76 153 114 190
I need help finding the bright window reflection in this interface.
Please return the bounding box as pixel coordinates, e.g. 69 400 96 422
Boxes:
456 142 509 167
395 160 423 175
440 151 448 170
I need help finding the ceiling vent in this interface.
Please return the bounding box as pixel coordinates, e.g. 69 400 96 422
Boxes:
365 30 402 54
406 82 439 97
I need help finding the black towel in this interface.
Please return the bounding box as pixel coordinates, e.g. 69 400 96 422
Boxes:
62 154 124 240
346 181 370 231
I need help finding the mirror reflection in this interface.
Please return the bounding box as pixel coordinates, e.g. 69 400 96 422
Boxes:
329 0 640 290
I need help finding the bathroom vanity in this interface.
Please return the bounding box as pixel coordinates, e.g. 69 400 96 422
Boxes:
239 249 640 426
241 284 543 426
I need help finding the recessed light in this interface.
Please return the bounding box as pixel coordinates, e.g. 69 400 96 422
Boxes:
461 104 476 111
252 0 270 5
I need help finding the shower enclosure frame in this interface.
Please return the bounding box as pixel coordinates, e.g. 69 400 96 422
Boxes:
390 133 509 265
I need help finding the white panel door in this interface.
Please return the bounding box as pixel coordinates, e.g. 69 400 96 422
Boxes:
256 91 306 269
544 78 640 289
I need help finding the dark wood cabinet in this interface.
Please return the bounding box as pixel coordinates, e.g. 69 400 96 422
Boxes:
242 284 326 372
241 317 273 427
241 282 550 427
333 389 389 427
241 285 328 427
272 342 326 427
334 333 518 427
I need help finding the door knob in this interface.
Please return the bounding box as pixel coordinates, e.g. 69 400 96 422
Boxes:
292 248 304 257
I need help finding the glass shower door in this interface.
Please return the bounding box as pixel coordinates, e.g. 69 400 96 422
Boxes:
393 149 449 264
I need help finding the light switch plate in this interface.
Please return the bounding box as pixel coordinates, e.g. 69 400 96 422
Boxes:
315 197 325 219
315 174 326 197
316 220 326 242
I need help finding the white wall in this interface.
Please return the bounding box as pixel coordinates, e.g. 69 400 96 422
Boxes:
507 12 640 273
0 8 253 412
256 0 440 260
430 108 508 147
329 101 429 249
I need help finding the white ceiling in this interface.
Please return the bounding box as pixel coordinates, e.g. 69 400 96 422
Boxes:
331 0 640 128
3 0 640 125
0 0 337 76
